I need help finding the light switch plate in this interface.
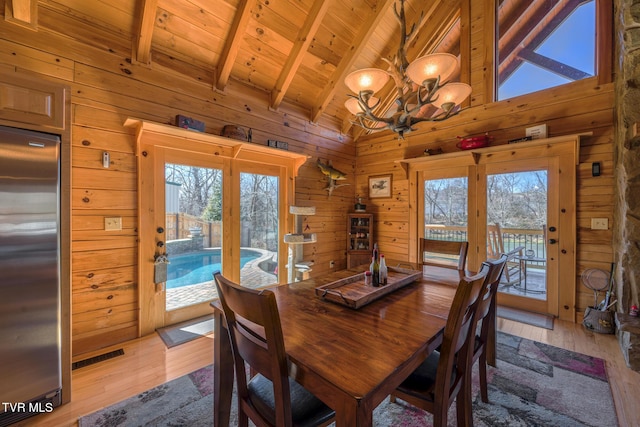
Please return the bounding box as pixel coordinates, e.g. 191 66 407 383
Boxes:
591 218 608 230
105 217 122 231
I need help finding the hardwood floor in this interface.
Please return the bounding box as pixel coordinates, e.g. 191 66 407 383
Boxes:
15 317 639 427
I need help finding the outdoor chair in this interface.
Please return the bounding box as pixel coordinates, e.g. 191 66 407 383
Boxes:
389 263 490 427
213 272 335 427
420 237 469 271
486 223 524 285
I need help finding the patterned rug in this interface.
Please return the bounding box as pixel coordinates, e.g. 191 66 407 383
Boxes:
78 332 617 426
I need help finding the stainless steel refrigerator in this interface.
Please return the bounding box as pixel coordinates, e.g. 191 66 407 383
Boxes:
0 125 62 426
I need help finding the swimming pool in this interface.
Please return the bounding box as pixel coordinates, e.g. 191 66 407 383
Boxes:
166 248 261 289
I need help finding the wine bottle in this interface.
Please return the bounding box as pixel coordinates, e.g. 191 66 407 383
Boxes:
379 254 388 285
370 255 380 287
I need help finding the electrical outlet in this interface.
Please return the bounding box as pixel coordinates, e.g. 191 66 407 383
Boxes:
329 260 335 268
105 217 122 231
590 218 608 230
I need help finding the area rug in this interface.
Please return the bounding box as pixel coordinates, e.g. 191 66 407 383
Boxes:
156 315 214 348
497 306 554 330
79 332 617 426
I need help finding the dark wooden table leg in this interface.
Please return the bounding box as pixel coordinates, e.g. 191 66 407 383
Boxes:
214 310 233 427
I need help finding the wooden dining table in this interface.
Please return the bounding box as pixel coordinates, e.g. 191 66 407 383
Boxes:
211 265 468 427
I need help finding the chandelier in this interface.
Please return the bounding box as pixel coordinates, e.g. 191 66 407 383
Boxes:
344 0 471 138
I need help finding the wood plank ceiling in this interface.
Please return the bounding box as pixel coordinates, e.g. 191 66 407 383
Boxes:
7 0 587 138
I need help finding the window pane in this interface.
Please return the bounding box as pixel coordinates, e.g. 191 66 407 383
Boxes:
240 172 279 288
497 0 595 101
487 170 548 300
424 177 468 241
165 163 223 311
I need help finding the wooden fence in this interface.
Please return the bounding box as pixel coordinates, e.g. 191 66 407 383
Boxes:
165 213 222 247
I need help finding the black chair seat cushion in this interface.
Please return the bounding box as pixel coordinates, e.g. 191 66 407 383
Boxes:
248 374 334 427
396 351 458 401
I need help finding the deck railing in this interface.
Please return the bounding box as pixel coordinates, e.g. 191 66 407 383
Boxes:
425 224 547 258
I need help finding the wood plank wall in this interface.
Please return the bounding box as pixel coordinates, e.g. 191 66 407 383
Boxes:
355 1 615 322
0 0 615 355
0 7 356 355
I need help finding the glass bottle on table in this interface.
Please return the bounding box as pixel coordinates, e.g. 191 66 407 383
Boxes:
369 256 380 287
379 254 388 285
372 242 379 264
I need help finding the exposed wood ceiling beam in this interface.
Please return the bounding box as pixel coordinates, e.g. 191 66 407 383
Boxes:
4 0 37 28
134 0 158 65
216 0 256 91
519 49 590 80
498 1 553 79
310 0 396 124
497 0 533 40
270 0 331 111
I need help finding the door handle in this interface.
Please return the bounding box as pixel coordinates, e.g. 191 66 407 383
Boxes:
548 239 557 244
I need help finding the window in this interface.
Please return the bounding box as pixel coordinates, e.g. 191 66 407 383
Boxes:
497 0 596 100
239 171 279 286
424 177 468 243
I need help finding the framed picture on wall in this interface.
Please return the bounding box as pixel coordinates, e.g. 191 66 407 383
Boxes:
369 174 392 198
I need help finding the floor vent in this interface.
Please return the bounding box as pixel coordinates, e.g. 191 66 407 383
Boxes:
72 348 125 370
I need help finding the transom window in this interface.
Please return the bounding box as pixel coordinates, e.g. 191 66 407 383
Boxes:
497 0 596 100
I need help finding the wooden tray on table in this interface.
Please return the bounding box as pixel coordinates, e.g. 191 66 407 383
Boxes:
315 266 422 309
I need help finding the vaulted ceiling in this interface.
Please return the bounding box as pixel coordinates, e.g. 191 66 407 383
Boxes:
5 0 587 138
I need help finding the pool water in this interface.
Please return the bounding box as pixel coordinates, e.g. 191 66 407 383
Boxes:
166 249 261 289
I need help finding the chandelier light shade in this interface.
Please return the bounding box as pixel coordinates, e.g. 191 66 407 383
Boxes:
345 0 472 138
344 96 381 115
405 53 458 87
344 68 390 94
430 82 473 111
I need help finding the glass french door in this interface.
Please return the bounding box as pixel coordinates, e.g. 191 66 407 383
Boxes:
160 157 283 325
238 170 280 287
482 159 558 315
484 162 555 314
419 159 560 316
412 137 577 320
133 120 305 334
160 152 225 325
163 162 223 320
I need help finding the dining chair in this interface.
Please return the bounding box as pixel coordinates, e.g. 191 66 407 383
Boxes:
420 237 469 271
213 272 335 427
486 223 524 285
389 263 490 427
469 254 508 404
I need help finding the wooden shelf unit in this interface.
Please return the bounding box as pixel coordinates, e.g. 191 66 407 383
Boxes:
347 213 373 269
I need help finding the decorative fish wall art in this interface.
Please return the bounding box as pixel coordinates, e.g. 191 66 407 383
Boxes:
317 158 349 196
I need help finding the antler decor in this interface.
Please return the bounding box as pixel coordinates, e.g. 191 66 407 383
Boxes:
344 0 471 138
